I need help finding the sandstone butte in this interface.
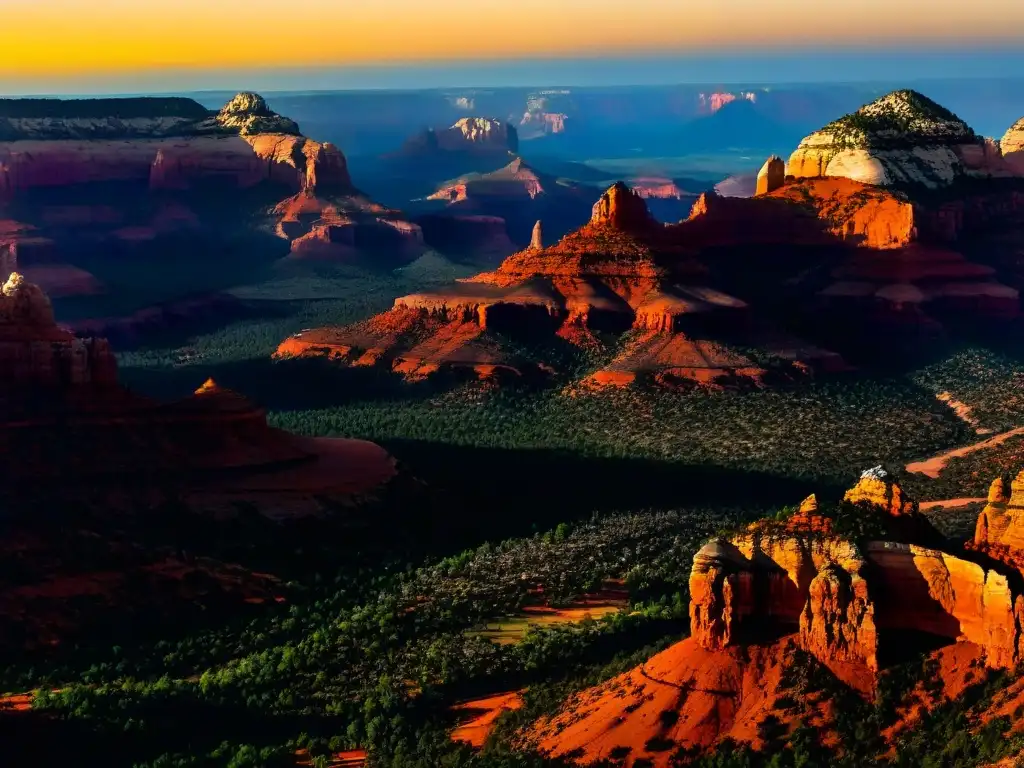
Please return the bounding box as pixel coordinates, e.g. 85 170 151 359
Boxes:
786 89 1022 189
524 466 1024 767
0 92 423 288
276 180 849 386
0 272 395 500
276 128 1023 388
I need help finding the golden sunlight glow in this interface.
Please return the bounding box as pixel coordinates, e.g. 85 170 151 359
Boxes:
8 0 1024 76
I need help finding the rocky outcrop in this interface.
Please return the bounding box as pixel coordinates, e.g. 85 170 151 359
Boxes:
800 563 878 668
0 272 117 390
973 472 1024 570
844 466 914 515
0 92 349 200
755 156 785 196
211 92 300 136
0 92 428 281
428 157 549 202
690 470 1024 670
590 182 655 230
0 277 399 503
529 220 543 250
786 90 1003 189
518 110 567 140
404 118 518 155
1002 118 1024 175
0 97 213 141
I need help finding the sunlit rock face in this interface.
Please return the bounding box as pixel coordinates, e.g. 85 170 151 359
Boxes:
691 469 1024 671
1002 117 1024 175
755 156 785 196
402 118 519 155
786 90 1006 189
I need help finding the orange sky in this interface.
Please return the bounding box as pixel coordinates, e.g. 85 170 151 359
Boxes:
8 0 1024 76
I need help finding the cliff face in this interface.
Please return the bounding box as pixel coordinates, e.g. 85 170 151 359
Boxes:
786 90 1011 189
0 92 424 276
0 93 349 199
690 468 1024 672
974 472 1024 570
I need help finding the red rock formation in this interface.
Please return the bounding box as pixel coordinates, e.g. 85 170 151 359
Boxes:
278 182 844 387
529 220 543 250
428 157 549 203
0 272 117 391
800 563 878 669
973 471 1024 573
590 182 654 230
0 93 422 283
691 469 1024 671
755 156 785 196
526 636 800 766
518 110 567 139
843 466 915 516
0 275 396 500
401 118 518 155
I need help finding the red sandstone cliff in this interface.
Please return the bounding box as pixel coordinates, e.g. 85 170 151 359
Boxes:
0 92 420 275
690 467 1024 672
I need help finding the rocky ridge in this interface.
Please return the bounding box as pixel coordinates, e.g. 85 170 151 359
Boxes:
0 271 117 391
0 92 422 282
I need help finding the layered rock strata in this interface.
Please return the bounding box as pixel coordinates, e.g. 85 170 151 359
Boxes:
277 182 844 386
0 92 421 271
691 469 1024 670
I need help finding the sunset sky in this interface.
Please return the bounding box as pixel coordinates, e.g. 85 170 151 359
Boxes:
4 0 1024 93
